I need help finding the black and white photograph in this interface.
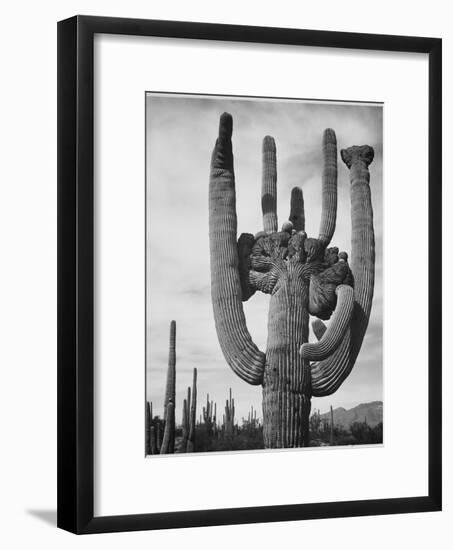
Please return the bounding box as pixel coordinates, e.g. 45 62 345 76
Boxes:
145 93 383 455
0 1 444 543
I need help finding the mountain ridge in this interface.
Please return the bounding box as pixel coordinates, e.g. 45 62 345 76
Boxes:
318 400 383 428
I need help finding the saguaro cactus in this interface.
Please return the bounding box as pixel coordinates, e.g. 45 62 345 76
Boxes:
160 401 175 454
203 394 215 436
329 405 334 446
146 402 159 454
181 369 197 453
224 388 235 438
186 367 197 452
156 421 161 452
163 320 176 422
146 401 152 455
150 426 157 455
161 321 176 454
209 113 375 448
181 390 190 451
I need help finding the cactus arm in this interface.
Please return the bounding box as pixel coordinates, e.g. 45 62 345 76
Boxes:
343 145 375 362
300 285 353 361
289 186 305 231
310 332 350 397
261 136 278 233
209 113 265 386
318 129 338 245
312 319 327 341
310 331 350 397
311 145 375 397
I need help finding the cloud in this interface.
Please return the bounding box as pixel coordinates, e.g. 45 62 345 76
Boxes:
146 93 383 422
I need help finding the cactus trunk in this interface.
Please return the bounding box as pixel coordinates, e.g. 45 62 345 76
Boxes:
160 401 175 454
150 426 157 454
262 271 311 447
181 397 189 451
186 368 197 452
145 401 152 455
329 405 334 445
224 388 235 438
163 320 176 423
156 422 161 452
161 321 177 453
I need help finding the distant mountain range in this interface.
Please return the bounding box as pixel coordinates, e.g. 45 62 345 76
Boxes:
318 401 383 428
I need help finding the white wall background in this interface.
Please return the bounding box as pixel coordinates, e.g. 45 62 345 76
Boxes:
0 0 449 547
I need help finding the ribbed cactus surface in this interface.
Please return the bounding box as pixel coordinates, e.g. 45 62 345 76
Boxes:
329 405 334 446
311 146 375 397
146 401 152 455
224 388 235 437
161 321 177 453
160 401 175 454
209 114 266 386
289 186 305 231
186 367 197 452
203 394 215 436
301 284 354 361
261 136 278 233
163 320 176 423
319 129 338 245
150 426 157 455
209 112 376 448
182 397 189 451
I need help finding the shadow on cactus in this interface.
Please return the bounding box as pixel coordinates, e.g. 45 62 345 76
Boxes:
209 112 375 449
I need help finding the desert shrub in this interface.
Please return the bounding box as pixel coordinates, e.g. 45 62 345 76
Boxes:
193 425 264 452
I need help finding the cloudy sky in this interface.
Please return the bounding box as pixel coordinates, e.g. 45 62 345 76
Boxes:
146 93 383 424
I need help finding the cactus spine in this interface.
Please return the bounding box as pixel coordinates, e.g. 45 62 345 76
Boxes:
209 113 375 448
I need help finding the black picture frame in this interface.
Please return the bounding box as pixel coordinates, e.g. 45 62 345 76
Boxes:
57 15 442 534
